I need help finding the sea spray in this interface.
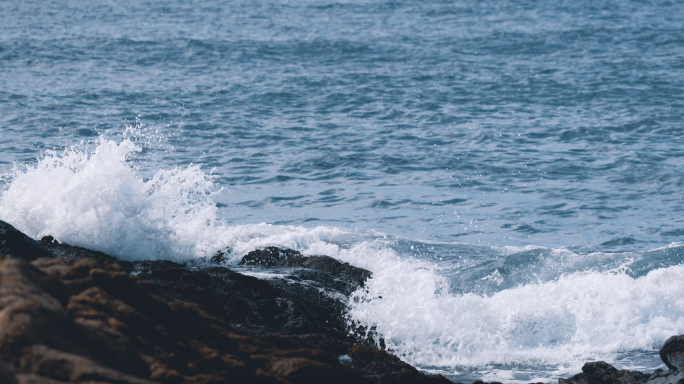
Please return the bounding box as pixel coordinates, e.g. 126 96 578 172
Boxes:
0 136 367 261
0 137 222 260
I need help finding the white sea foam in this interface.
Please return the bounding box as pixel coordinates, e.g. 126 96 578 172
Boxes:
647 242 684 252
0 138 223 260
500 245 548 254
0 136 368 262
348 255 684 369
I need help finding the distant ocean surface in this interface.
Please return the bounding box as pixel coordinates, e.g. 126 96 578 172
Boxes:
2 0 684 382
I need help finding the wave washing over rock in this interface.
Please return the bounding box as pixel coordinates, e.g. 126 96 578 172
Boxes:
1 138 684 384
0 219 452 383
0 138 222 261
4 216 684 384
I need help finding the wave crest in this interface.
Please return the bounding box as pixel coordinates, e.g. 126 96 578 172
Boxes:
0 138 220 260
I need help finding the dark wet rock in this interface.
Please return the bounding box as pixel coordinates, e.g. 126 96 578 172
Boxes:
347 344 452 383
121 250 451 383
40 235 131 266
559 361 657 384
660 335 684 371
582 361 620 381
0 254 370 384
0 361 19 384
240 246 301 266
0 220 53 261
295 255 372 287
209 250 226 264
601 237 637 247
35 244 367 339
239 246 372 287
135 260 352 340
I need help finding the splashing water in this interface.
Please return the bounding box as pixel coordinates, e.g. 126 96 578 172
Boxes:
348 260 684 369
1 136 684 383
0 137 222 260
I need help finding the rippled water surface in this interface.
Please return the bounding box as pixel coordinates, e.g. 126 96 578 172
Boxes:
2 0 684 382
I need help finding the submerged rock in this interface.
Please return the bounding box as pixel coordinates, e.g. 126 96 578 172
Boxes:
0 220 53 261
239 246 372 288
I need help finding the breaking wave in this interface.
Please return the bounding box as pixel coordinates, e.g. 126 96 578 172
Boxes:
2 135 683 381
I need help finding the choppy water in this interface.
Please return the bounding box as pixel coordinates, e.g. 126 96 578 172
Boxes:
2 0 684 382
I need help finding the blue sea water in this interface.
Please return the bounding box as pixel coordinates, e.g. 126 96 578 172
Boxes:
2 0 684 382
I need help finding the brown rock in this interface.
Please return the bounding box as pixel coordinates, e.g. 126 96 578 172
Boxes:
31 239 458 383
0 254 369 384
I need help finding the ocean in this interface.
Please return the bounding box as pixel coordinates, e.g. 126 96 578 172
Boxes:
1 0 684 382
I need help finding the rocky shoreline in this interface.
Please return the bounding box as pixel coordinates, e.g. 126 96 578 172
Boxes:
0 220 449 383
3 219 684 384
